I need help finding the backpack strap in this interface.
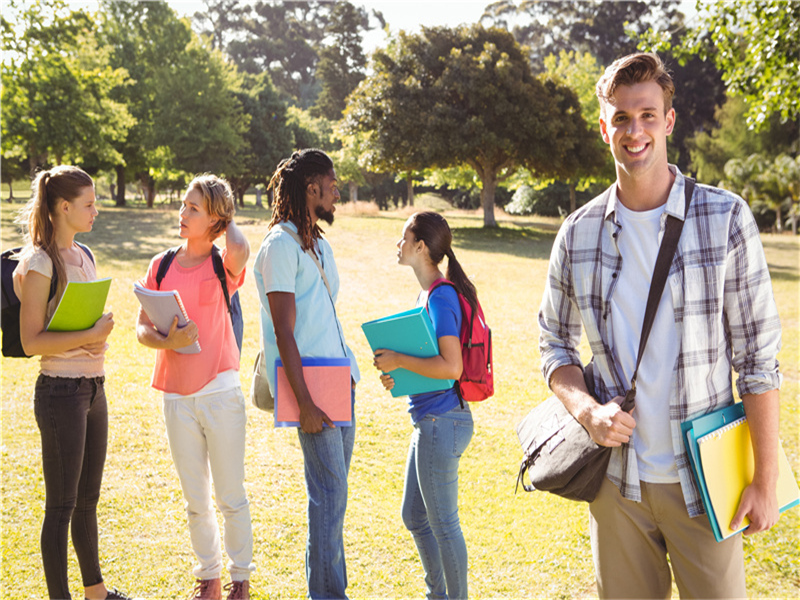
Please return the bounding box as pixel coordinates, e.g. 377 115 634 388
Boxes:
154 246 181 290
74 241 95 265
210 245 233 315
426 277 475 343
425 277 467 407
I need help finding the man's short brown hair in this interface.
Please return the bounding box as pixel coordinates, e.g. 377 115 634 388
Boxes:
596 52 675 117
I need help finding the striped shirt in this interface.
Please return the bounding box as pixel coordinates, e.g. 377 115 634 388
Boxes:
538 166 782 516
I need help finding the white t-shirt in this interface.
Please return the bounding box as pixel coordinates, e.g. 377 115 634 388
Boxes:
610 195 680 483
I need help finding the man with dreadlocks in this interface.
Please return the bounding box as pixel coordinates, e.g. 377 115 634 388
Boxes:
254 148 360 599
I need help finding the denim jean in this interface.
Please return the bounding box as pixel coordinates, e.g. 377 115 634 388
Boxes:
296 390 356 599
34 374 108 600
402 403 474 600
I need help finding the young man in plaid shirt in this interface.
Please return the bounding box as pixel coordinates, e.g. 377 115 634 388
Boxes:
538 52 783 598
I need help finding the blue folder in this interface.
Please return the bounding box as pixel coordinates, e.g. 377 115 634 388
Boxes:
361 306 454 398
682 401 800 541
681 402 746 541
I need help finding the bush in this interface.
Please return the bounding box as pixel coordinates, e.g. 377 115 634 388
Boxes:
505 182 604 216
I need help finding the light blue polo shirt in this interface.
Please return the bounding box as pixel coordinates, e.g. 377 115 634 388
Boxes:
254 221 360 396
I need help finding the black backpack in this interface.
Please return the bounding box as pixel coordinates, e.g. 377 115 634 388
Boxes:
1 243 94 358
155 245 243 353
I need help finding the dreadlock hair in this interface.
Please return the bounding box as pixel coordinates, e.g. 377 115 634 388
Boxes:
16 165 94 299
268 148 334 252
406 211 479 313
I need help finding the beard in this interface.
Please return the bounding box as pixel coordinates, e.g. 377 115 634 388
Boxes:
315 205 334 225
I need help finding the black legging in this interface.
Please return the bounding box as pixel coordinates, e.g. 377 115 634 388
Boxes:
34 374 108 600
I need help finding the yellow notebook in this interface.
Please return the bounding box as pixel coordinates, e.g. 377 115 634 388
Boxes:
697 416 800 540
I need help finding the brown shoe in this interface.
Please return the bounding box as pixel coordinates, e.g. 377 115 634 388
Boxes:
190 578 221 600
223 580 249 600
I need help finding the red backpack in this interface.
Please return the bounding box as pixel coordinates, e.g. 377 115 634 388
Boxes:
427 278 493 402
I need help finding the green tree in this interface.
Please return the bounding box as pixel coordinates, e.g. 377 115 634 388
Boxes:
228 1 330 107
541 50 612 212
687 95 798 186
641 0 800 129
99 0 247 207
1 0 132 173
311 1 371 121
483 0 682 73
98 0 194 205
192 0 247 51
721 153 799 232
226 71 294 205
344 25 604 227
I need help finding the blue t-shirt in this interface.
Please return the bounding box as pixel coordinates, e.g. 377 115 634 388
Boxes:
408 284 462 423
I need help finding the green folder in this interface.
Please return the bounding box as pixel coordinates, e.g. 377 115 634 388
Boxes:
46 278 112 331
362 306 454 398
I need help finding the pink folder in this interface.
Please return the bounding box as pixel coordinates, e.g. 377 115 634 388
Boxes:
274 357 353 427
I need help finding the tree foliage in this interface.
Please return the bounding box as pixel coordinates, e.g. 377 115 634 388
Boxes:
227 71 295 204
98 0 247 206
311 1 371 120
343 25 603 227
640 0 800 129
1 0 133 173
687 95 798 186
482 0 682 73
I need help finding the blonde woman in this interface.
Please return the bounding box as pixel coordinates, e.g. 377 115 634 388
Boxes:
136 175 252 600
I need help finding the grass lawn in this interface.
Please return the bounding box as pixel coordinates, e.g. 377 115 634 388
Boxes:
1 199 798 599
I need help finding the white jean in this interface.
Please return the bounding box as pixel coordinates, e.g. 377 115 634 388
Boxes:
163 386 254 581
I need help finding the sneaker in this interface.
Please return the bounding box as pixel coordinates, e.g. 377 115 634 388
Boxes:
224 580 250 600
190 578 222 600
84 589 135 600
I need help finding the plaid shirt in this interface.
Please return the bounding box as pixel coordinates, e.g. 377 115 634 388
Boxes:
538 166 782 516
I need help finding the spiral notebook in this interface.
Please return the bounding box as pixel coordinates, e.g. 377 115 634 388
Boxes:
133 282 200 354
684 403 800 542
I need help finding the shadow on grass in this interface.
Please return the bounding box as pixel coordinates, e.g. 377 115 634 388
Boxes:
451 226 557 260
77 205 273 264
767 265 800 283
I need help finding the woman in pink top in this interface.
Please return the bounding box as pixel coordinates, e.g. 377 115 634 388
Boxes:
13 166 134 600
136 174 253 600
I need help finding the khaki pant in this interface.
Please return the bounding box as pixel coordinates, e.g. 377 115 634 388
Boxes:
589 477 746 599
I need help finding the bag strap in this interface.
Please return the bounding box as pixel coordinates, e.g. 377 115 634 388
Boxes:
272 224 333 297
155 246 181 290
271 223 347 355
621 177 695 411
210 245 233 315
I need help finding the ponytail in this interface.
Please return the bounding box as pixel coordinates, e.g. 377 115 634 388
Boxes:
445 248 478 314
16 166 94 299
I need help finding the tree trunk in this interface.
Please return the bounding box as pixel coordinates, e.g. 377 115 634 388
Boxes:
256 187 263 208
775 206 783 232
481 173 498 228
569 181 577 214
238 189 245 208
141 174 156 208
406 173 415 207
349 181 358 203
6 180 13 203
115 165 126 207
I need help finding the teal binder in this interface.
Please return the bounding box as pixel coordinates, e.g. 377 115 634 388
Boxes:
361 306 454 398
682 402 800 542
682 403 745 541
